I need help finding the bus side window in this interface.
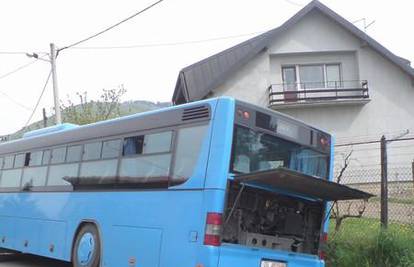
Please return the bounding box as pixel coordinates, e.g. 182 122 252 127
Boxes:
42 150 51 165
83 142 102 161
123 136 144 156
47 164 78 186
172 125 209 183
3 155 14 169
102 139 121 159
0 157 3 170
119 154 171 182
67 145 83 163
29 151 43 167
22 166 48 187
14 154 25 168
0 169 22 188
80 160 118 181
119 131 172 184
51 147 67 164
143 132 172 154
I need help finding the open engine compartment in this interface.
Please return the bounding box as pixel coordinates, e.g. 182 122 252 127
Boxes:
222 181 324 255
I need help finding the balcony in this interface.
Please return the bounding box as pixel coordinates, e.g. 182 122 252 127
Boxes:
268 80 370 109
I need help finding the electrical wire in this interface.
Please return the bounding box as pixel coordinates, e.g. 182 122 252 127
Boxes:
23 70 52 129
70 31 265 50
335 129 413 140
336 137 414 148
59 0 165 52
0 59 39 81
0 51 47 55
0 91 32 111
284 0 305 7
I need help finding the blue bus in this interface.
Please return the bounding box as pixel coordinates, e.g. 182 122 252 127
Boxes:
0 97 371 267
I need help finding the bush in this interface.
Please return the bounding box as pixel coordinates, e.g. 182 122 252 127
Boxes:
326 219 414 267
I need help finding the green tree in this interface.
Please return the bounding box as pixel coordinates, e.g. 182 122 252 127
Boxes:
61 85 127 125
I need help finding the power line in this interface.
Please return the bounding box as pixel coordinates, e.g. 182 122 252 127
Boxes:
0 91 31 111
70 31 265 50
0 56 50 110
24 70 52 129
0 51 28 55
0 58 44 110
336 137 414 147
336 130 414 142
283 0 305 7
0 51 47 56
59 0 165 52
0 59 39 81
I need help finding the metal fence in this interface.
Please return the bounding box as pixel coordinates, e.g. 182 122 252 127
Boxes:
331 136 414 236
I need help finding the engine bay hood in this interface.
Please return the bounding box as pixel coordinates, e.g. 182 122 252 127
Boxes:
234 168 374 201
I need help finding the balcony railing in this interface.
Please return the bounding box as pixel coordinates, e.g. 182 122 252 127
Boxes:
268 80 369 107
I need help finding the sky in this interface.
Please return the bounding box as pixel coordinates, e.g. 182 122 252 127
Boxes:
0 0 413 135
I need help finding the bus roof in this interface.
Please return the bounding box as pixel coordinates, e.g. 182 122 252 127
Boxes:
0 98 218 155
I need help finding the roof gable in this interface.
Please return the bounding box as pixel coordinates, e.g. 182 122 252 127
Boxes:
172 0 414 104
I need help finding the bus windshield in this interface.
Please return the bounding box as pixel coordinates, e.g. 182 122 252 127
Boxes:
231 125 329 179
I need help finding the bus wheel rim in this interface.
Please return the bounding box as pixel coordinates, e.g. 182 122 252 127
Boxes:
77 232 95 265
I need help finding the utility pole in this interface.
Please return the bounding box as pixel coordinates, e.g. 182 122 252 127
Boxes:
412 160 414 188
50 43 62 125
42 108 48 128
380 135 388 229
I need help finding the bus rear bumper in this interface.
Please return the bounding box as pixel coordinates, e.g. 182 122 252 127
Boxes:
218 244 324 267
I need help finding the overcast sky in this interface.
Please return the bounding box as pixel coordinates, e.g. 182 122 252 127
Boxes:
0 0 412 135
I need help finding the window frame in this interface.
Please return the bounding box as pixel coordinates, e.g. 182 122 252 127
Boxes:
281 63 342 89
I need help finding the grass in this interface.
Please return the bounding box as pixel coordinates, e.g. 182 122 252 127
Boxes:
326 218 414 267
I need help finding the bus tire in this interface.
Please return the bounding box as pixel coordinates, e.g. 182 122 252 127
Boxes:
72 224 101 267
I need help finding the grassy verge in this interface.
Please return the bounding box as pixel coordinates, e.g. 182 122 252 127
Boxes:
326 218 414 267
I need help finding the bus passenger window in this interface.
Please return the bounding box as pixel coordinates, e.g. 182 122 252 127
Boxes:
29 151 43 166
67 145 83 163
0 157 3 169
80 160 118 181
24 153 30 167
143 132 172 154
102 139 121 159
172 125 209 183
14 154 25 168
123 136 144 156
3 156 14 169
42 150 51 165
51 147 67 164
119 154 171 182
83 142 102 161
47 164 78 186
22 166 47 187
0 169 22 188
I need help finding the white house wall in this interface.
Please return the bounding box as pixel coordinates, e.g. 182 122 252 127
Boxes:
211 9 414 183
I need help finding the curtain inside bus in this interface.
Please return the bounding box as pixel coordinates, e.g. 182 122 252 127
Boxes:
289 149 327 178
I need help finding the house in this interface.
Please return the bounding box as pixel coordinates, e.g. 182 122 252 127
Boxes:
171 0 414 189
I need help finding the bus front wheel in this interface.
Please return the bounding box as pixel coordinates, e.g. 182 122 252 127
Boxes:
72 224 101 267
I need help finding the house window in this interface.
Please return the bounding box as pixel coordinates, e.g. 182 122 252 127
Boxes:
282 64 341 89
282 66 297 91
326 64 341 87
299 65 325 89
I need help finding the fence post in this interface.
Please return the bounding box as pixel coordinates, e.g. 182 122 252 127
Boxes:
380 135 388 229
412 160 414 188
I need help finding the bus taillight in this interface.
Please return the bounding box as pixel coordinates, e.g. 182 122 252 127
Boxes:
203 212 222 246
318 232 328 260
